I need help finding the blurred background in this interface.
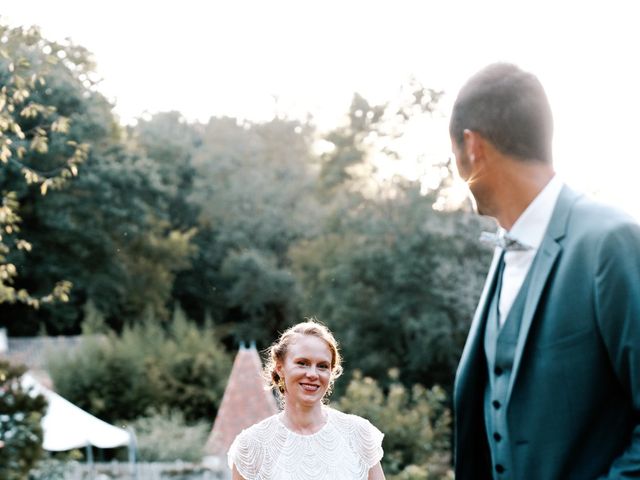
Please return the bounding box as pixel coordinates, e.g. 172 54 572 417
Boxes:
1 1 638 478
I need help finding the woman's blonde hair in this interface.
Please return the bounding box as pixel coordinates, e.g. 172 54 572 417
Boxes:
264 319 343 399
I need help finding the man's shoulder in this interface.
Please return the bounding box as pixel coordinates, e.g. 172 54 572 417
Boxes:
563 189 637 234
558 189 640 255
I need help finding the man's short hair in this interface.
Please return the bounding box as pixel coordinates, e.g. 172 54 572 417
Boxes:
450 63 554 164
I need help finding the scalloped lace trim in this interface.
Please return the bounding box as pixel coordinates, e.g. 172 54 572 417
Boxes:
228 408 383 480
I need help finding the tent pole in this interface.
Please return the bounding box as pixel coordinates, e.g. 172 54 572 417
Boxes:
128 427 138 480
85 444 94 479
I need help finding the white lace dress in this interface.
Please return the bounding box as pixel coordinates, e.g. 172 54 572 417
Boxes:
228 407 384 480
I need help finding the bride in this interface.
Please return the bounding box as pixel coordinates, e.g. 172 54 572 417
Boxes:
228 320 386 480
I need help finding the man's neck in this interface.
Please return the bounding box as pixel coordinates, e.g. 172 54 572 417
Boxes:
491 161 555 231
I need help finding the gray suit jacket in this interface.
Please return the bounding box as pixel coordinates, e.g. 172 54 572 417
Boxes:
454 186 640 479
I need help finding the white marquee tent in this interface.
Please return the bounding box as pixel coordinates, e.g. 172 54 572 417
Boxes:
22 373 133 452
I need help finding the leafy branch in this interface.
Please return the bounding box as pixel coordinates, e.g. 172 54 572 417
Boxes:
0 24 90 307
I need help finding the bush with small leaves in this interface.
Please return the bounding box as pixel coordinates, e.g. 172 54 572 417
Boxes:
0 360 48 480
336 370 453 480
130 409 210 462
48 306 232 423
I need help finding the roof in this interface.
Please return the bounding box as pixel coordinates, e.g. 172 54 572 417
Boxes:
0 335 96 389
204 343 279 459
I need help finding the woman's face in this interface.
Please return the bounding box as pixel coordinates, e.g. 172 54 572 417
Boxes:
277 334 332 407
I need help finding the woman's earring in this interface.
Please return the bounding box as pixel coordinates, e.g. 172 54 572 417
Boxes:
278 376 286 393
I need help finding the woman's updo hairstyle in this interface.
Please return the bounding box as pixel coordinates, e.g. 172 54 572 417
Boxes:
264 319 343 399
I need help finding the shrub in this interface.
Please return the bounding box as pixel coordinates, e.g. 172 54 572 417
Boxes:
28 452 82 480
130 409 210 462
145 306 232 422
335 369 453 480
0 360 48 480
48 306 232 423
47 331 156 421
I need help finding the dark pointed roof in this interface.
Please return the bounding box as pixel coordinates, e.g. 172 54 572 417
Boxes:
204 343 278 459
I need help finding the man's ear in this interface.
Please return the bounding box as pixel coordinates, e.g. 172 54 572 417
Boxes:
463 129 483 164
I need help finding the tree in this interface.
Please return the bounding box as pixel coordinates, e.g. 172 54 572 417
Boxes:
318 82 442 196
175 116 322 344
0 25 197 334
129 111 202 230
220 248 300 343
292 180 492 391
0 360 48 480
291 87 493 391
1 23 89 309
190 117 321 259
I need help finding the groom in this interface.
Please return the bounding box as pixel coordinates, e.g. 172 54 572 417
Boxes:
450 63 640 479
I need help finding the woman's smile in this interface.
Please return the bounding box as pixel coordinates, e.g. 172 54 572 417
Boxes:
300 382 320 392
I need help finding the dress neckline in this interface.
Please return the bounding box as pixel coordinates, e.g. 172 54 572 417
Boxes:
276 407 331 437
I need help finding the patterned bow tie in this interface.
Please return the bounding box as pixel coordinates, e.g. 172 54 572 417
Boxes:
479 231 532 251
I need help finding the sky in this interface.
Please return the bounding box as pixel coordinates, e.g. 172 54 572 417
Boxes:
2 0 640 217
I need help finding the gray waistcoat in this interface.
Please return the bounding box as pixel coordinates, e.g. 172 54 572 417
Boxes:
483 256 534 479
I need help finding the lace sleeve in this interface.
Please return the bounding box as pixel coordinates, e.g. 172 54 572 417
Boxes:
352 416 385 468
227 429 260 479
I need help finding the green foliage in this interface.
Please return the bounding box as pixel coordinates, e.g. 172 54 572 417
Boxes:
188 116 320 261
289 85 493 393
48 307 232 423
28 460 71 480
47 331 156 421
0 360 48 480
318 92 384 193
130 409 210 462
28 451 82 480
8 142 197 333
292 180 492 390
114 226 197 322
176 116 321 342
221 248 300 342
130 111 201 229
318 84 442 195
336 370 453 480
0 35 197 334
0 23 90 308
145 306 232 421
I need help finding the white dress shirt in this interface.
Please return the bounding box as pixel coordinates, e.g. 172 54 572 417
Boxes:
497 175 564 326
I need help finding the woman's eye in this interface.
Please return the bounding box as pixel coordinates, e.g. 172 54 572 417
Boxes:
318 364 329 370
297 361 306 366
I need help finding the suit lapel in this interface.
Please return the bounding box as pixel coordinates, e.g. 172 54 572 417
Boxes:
506 185 580 402
505 239 560 401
